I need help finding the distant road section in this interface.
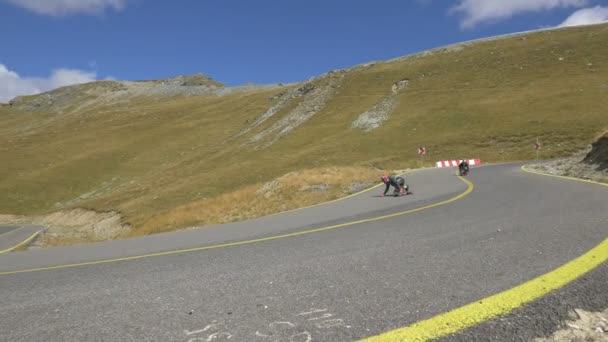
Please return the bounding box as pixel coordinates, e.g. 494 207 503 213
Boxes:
0 225 20 236
0 225 44 253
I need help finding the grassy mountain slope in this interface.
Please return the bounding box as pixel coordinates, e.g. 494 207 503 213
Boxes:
1 24 607 239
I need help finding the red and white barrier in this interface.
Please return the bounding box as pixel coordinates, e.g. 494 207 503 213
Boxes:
436 159 481 168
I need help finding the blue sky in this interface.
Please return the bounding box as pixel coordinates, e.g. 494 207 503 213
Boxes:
1 0 607 101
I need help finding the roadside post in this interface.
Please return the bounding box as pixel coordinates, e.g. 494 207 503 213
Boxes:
418 146 426 167
534 138 541 160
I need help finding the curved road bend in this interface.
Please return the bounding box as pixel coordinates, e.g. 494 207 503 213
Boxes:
0 166 466 272
0 225 44 253
1 163 606 341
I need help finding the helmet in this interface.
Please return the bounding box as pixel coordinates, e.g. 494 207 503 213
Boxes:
381 176 389 183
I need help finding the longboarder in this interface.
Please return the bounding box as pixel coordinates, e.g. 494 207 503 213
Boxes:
381 175 412 196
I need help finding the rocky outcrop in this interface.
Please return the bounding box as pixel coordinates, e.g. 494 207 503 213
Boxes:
583 133 608 171
238 70 347 147
528 133 608 183
235 84 316 138
351 79 409 132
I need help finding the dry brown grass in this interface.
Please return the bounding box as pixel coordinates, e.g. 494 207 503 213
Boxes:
131 166 380 236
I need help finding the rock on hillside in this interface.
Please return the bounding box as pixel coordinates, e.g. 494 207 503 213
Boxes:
160 73 224 87
583 133 608 171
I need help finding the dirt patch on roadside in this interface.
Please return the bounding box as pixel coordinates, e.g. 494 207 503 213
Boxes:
0 208 131 248
37 208 132 245
535 308 608 341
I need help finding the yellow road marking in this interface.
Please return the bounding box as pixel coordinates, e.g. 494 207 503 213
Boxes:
361 238 608 342
521 164 608 187
0 176 474 276
0 231 42 254
360 164 608 342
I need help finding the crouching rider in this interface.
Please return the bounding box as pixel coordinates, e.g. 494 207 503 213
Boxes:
381 175 409 196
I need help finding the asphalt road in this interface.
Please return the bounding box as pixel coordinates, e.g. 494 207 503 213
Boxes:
1 163 606 342
0 225 44 252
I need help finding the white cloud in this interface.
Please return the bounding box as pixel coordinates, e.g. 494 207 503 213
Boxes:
5 0 128 16
451 0 588 28
0 64 97 102
559 5 608 26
